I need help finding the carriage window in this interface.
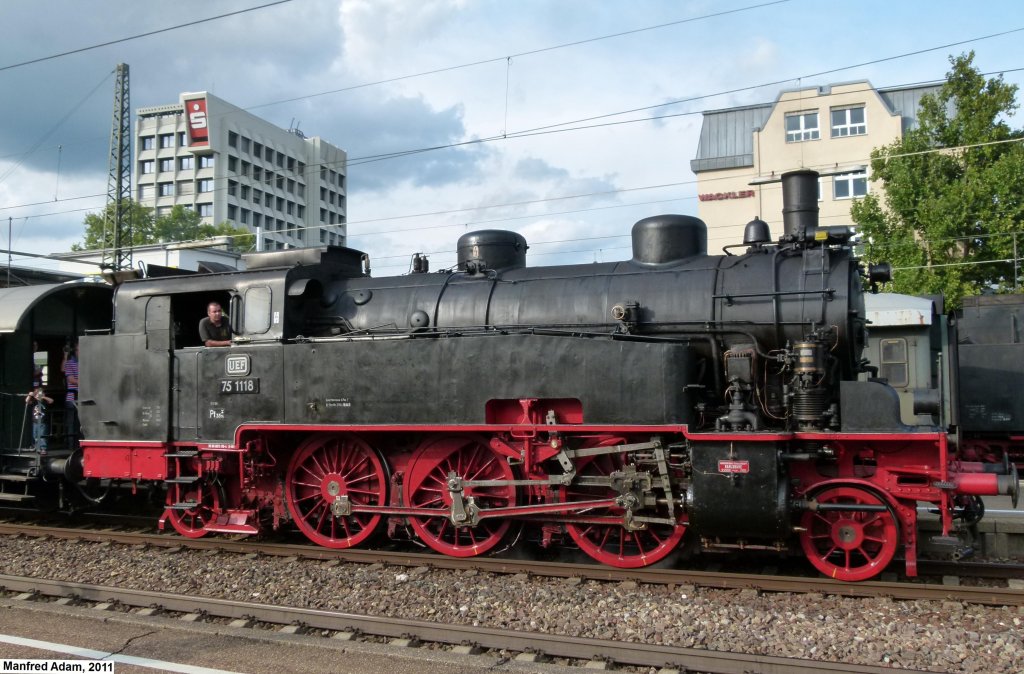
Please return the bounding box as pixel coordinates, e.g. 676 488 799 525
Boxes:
244 287 272 334
879 338 908 388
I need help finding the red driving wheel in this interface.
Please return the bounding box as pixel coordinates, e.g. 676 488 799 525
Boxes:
561 437 687 568
404 435 516 557
286 433 388 549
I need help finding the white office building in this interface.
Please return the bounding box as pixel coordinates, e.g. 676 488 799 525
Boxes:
135 92 347 251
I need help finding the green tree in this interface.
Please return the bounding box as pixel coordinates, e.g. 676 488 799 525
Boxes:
73 199 154 251
77 202 255 253
851 52 1024 307
154 205 254 252
212 221 255 254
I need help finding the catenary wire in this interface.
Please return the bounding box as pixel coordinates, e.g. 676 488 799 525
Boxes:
0 1 296 73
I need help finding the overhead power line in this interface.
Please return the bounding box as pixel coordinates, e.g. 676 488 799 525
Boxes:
0 1 295 73
246 0 793 110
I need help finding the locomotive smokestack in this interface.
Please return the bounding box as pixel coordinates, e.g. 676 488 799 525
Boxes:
781 170 819 241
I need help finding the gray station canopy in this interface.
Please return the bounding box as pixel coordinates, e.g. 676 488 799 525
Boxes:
0 282 113 334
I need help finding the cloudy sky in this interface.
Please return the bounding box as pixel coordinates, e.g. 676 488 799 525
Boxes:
1 0 1023 275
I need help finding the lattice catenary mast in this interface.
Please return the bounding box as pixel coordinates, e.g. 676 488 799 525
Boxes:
102 63 131 271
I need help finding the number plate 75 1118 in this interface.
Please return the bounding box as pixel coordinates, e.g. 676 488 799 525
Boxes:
220 378 259 394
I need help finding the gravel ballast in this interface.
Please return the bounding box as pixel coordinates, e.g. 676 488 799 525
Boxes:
1 536 1021 673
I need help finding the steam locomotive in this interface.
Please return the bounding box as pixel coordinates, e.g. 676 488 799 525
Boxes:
0 170 1017 582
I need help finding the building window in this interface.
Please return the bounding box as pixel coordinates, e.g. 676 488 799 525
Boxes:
785 111 819 142
252 213 262 228
831 106 866 137
297 204 305 218
297 161 305 176
228 205 237 220
276 196 284 211
252 166 262 182
138 184 154 199
320 208 326 222
156 206 171 218
228 131 238 148
265 146 274 162
141 136 155 150
253 188 262 204
179 156 194 170
240 209 250 225
241 136 250 153
198 179 214 193
159 158 174 172
286 201 295 216
178 132 188 146
228 180 238 197
178 181 193 195
275 151 284 168
879 338 908 388
296 184 305 199
264 193 273 207
287 179 295 194
159 133 174 148
228 156 238 172
240 160 250 177
241 185 250 200
276 175 284 189
198 203 213 217
140 160 154 174
158 182 174 196
833 170 868 199
199 155 215 169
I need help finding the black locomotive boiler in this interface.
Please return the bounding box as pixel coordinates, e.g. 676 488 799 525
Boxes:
2 170 1016 581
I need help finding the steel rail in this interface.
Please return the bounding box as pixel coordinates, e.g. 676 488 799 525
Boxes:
1 522 1022 606
0 574 931 674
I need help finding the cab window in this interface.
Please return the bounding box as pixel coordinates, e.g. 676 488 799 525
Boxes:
244 286 272 334
879 338 909 388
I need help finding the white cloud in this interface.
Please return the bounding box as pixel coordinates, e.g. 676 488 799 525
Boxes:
2 0 1023 271
339 0 470 78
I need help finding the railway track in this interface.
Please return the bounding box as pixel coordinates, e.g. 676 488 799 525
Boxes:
2 521 1021 606
0 574 938 674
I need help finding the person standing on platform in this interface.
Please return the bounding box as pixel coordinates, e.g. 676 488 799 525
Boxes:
63 343 79 450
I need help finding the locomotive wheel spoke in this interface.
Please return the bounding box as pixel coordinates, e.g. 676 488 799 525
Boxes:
799 486 900 582
285 433 387 549
404 436 517 558
164 481 219 539
561 436 687 569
